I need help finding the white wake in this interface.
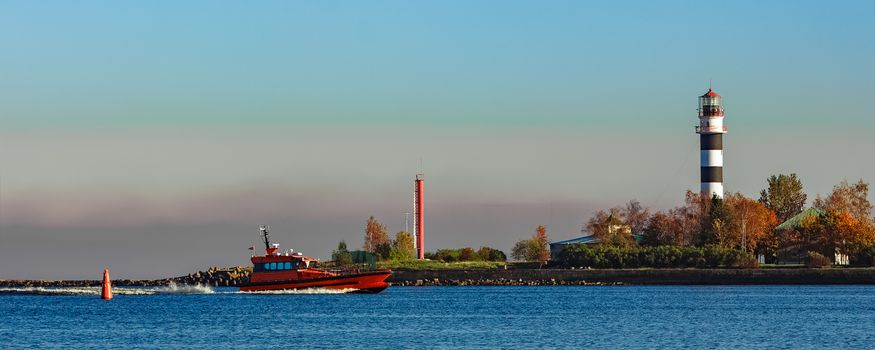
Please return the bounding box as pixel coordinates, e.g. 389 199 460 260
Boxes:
0 284 358 296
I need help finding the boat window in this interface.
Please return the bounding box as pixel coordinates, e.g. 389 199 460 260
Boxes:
263 263 269 271
284 262 291 270
270 262 277 270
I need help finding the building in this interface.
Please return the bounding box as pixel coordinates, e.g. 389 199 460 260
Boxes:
774 208 850 265
549 212 638 260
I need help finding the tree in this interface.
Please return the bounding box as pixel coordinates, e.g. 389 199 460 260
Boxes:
433 249 461 262
723 192 778 253
511 240 535 261
669 190 708 246
512 225 550 261
759 173 807 223
642 211 679 246
534 225 550 261
477 246 507 262
700 195 731 246
620 200 651 234
814 179 873 221
832 211 875 256
363 216 391 259
389 231 415 261
459 247 476 261
586 210 636 247
331 240 353 265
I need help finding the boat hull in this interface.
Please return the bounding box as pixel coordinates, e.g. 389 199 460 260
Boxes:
239 270 391 294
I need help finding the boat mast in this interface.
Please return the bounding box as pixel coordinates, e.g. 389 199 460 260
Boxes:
260 225 271 251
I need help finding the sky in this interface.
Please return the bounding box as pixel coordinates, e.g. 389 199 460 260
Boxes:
1 1 874 279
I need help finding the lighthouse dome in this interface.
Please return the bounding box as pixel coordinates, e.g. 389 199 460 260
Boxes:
701 88 720 98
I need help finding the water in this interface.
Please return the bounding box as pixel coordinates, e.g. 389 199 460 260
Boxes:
0 285 873 349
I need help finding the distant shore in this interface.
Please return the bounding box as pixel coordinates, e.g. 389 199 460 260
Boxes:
3 267 875 288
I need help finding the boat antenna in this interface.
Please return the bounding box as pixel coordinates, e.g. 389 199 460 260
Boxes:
260 225 271 251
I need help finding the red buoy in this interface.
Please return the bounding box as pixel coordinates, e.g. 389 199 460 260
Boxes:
101 268 113 300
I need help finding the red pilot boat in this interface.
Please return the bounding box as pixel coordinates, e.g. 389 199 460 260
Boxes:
239 225 391 293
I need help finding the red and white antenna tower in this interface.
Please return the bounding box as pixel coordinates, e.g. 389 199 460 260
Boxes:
413 173 425 259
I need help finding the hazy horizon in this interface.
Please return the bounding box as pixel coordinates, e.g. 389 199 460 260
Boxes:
1 1 874 279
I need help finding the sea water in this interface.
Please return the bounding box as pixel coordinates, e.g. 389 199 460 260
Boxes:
0 285 872 349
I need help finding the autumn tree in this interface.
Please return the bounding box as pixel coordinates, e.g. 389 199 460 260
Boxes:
642 212 680 246
778 207 875 262
585 201 651 242
534 225 549 261
832 211 875 256
814 179 873 221
512 225 550 261
723 192 778 252
363 216 391 259
621 200 651 234
459 247 476 261
585 210 636 247
675 190 708 246
389 231 415 261
759 173 807 223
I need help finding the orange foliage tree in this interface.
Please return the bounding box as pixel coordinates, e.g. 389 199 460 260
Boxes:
363 216 391 259
511 225 550 262
832 211 875 255
724 192 778 253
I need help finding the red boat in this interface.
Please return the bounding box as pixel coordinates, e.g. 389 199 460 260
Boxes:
239 225 391 293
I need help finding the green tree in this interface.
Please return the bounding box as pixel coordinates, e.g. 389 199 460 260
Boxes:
433 248 461 262
331 240 353 265
477 246 507 262
389 231 415 261
759 173 807 223
511 240 536 261
512 225 550 261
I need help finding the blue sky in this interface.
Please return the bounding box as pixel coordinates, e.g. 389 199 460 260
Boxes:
2 1 873 129
0 1 873 278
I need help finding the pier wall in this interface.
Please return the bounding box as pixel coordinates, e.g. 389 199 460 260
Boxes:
387 268 875 286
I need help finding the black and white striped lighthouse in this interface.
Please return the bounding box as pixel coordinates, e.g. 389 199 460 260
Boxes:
696 88 726 198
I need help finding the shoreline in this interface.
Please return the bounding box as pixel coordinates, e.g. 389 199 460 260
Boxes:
2 267 875 288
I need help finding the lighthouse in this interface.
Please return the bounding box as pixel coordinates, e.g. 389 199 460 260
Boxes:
696 88 726 199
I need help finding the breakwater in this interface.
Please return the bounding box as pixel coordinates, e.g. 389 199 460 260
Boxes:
3 267 874 288
387 268 875 286
0 266 252 288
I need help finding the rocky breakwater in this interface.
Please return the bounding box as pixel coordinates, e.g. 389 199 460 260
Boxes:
391 278 620 286
1 279 172 288
170 266 252 287
388 269 621 286
0 266 253 288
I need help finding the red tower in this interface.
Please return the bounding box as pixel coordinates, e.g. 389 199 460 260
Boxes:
414 174 425 259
